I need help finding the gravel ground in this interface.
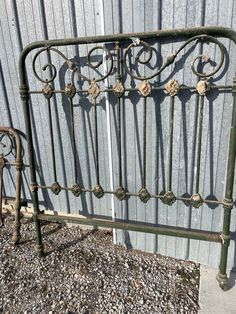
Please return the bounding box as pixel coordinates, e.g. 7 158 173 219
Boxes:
0 215 200 314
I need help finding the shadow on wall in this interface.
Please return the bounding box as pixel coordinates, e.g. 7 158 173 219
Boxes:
7 33 235 268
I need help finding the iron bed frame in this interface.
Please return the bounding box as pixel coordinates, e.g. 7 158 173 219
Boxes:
19 26 236 290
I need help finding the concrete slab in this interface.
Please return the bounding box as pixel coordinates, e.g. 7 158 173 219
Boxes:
199 265 236 314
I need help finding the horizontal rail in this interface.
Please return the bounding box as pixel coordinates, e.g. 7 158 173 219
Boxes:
38 213 221 243
36 184 231 207
28 85 233 95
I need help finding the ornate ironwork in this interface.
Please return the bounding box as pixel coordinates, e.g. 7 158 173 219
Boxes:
51 182 61 195
165 79 180 96
138 188 151 203
93 185 104 198
64 83 76 99
138 80 152 96
20 26 236 290
0 132 13 157
113 80 125 97
162 191 176 205
42 84 53 99
88 80 100 99
0 127 23 244
196 79 210 95
191 193 203 208
115 186 126 201
71 184 82 197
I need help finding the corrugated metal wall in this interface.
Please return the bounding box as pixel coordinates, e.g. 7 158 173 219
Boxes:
1 0 236 269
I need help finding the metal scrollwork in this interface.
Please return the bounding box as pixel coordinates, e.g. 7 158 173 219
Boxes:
32 45 114 84
0 132 13 157
124 34 225 81
86 46 114 82
32 47 58 83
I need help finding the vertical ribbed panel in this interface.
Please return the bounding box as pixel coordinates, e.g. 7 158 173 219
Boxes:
0 0 236 269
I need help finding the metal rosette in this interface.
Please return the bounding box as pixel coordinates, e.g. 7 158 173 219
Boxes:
165 79 180 96
138 80 152 97
51 182 61 195
88 80 100 99
196 79 210 96
138 188 151 203
161 191 176 205
64 83 76 99
113 80 125 97
71 183 82 197
42 84 53 99
115 186 127 201
191 193 203 208
93 185 104 199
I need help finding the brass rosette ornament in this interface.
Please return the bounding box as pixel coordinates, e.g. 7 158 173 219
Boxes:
138 188 151 203
93 185 104 199
51 182 61 195
115 186 127 201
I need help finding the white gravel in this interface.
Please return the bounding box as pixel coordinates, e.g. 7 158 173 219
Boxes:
0 215 200 313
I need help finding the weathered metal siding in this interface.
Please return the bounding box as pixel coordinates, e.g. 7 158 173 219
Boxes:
1 0 236 269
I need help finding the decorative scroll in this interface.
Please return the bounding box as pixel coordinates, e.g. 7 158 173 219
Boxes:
29 33 227 207
32 34 225 86
0 132 13 157
32 46 113 84
123 34 224 81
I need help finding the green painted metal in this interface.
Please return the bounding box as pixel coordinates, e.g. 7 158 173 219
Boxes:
38 213 221 243
19 26 236 290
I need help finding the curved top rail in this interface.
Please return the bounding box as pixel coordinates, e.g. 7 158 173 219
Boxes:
19 26 236 85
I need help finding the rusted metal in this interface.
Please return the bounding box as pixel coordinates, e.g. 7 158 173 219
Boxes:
0 127 23 244
165 79 180 96
19 26 236 290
